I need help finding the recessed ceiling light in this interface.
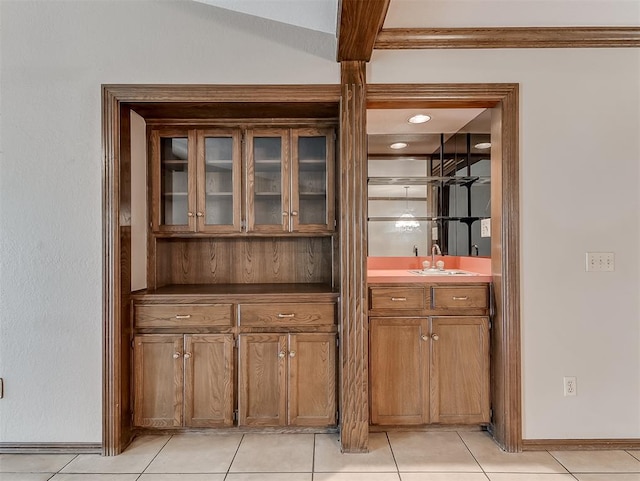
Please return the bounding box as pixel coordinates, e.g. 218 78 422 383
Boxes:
408 114 431 124
389 142 408 150
474 142 492 150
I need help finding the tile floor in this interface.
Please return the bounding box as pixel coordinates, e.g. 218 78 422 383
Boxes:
1 431 640 481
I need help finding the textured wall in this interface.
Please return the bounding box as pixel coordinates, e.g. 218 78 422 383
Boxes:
0 0 338 443
370 47 640 438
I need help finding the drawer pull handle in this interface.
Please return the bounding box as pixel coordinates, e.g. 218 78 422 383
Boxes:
172 352 181 359
278 313 295 318
175 314 191 319
452 296 469 301
391 297 407 301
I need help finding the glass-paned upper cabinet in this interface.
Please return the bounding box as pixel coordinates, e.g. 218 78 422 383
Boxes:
151 128 241 234
291 128 335 233
197 129 242 233
246 129 289 233
246 128 335 234
151 129 196 233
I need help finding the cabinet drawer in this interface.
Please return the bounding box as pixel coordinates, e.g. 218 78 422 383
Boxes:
430 286 488 310
134 304 233 328
239 303 335 327
369 287 425 310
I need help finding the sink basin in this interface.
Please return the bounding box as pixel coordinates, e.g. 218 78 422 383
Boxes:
408 269 478 276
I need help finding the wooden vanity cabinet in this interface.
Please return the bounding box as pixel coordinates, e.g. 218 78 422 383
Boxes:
133 333 234 428
369 283 490 426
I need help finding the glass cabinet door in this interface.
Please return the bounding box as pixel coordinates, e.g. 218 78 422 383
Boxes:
151 129 196 233
291 129 334 233
246 129 290 232
197 130 242 233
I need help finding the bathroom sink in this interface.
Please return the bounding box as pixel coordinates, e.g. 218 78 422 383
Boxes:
407 269 478 276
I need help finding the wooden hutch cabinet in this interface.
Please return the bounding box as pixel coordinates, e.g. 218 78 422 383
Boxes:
132 116 338 434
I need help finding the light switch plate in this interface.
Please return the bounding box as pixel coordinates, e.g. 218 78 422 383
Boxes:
586 252 615 271
481 218 491 237
432 226 438 240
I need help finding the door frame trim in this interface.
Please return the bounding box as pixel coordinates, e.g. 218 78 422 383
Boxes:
367 83 521 451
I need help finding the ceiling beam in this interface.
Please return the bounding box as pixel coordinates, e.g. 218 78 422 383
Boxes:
337 0 390 61
375 27 640 49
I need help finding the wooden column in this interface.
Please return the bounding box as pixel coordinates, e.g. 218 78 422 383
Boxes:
339 61 369 453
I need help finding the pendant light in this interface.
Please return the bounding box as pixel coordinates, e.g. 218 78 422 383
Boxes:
395 186 420 232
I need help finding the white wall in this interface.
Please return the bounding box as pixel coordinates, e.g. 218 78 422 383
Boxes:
2 0 639 445
369 48 640 438
0 0 338 443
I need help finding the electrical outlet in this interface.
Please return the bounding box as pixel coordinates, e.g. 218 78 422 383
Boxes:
563 376 577 396
481 218 491 237
431 226 438 240
586 252 615 271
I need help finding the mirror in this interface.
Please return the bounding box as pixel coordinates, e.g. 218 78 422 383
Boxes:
367 108 491 257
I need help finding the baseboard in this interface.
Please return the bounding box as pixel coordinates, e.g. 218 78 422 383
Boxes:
0 442 101 454
523 438 640 451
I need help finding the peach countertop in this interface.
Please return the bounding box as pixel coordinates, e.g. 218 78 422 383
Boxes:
367 256 492 284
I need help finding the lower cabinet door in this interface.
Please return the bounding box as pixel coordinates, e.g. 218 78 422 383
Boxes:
184 334 234 427
369 318 430 425
238 333 288 426
133 334 184 428
429 316 490 424
288 333 336 426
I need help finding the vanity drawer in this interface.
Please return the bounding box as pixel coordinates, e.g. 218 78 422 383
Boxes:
430 286 488 310
369 287 425 310
239 303 335 327
134 304 233 328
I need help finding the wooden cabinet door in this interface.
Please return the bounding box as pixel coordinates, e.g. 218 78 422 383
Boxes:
133 334 183 427
184 334 234 427
196 129 242 233
246 129 290 233
369 318 430 425
288 333 336 426
150 129 197 233
290 128 335 233
429 316 490 424
238 333 287 426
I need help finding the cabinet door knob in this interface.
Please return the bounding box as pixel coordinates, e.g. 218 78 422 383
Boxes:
431 333 440 341
289 350 296 358
184 352 192 359
187 212 194 217
278 351 286 358
421 334 429 341
291 211 298 216
172 352 181 359
196 212 204 217
282 211 289 216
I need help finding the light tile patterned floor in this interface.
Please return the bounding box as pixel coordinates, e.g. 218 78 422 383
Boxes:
1 432 640 481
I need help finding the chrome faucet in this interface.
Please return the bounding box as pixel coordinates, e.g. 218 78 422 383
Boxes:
413 245 418 256
431 243 441 268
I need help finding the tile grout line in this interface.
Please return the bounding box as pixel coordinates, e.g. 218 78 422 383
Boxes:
546 449 581 480
139 433 175 475
456 431 491 480
223 432 244 480
384 431 402 480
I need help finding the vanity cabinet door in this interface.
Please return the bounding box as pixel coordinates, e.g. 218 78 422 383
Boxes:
369 317 430 425
429 316 490 424
133 334 184 428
